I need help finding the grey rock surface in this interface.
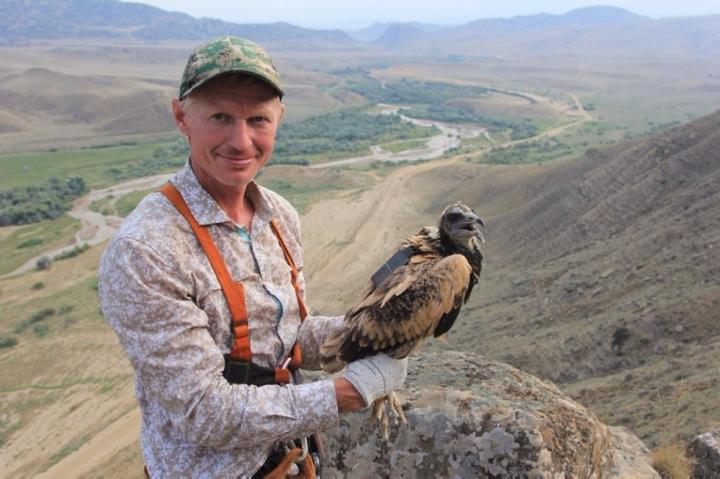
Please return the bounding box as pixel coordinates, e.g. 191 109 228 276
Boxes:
321 351 658 478
689 429 720 479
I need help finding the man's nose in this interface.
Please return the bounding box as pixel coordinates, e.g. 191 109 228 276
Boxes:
227 120 253 151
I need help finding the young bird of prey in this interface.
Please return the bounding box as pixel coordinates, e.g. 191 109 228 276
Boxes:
321 202 484 439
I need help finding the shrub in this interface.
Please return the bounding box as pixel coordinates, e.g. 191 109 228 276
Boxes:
32 323 49 337
29 308 55 323
0 176 86 226
36 256 52 270
651 443 694 478
58 304 74 315
54 243 90 261
0 336 18 348
14 308 55 333
32 281 45 290
17 238 44 249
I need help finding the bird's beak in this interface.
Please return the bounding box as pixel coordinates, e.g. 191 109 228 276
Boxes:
472 214 485 243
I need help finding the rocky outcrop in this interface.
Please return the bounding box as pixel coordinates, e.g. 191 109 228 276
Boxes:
322 351 658 478
689 429 720 478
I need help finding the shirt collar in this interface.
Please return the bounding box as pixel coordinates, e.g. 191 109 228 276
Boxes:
170 161 273 227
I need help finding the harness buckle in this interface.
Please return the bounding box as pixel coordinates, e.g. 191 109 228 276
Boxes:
295 437 309 463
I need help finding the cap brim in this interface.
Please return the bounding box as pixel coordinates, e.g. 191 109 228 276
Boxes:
180 70 284 100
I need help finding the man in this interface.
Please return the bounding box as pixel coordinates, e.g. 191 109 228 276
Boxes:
99 36 407 478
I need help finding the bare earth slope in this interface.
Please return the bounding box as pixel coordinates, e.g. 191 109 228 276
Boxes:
416 110 720 446
0 67 175 150
302 111 720 448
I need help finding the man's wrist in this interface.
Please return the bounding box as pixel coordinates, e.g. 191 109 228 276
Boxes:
334 378 366 412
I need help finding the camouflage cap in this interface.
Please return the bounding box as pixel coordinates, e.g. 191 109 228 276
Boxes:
179 36 283 100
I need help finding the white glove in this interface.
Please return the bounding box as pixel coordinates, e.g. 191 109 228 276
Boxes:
343 353 408 407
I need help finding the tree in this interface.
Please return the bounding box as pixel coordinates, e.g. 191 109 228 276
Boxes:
36 256 52 271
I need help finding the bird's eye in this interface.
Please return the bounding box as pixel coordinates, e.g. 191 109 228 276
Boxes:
446 212 463 222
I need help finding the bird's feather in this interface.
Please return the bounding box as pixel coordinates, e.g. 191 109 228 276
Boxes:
321 254 471 371
320 203 484 374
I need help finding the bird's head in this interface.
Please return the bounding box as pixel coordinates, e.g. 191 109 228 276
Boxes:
439 202 485 251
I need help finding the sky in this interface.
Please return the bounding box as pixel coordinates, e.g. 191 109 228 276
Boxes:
129 0 720 30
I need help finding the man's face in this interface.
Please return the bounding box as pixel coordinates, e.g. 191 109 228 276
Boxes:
172 79 284 195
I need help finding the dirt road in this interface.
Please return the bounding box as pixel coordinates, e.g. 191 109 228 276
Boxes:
0 173 171 278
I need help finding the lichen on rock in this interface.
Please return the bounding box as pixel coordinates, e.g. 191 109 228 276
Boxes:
321 351 658 478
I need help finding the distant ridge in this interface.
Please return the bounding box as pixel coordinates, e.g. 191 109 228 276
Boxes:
374 23 427 48
494 109 720 264
3 1 720 58
0 0 356 46
347 21 450 42
371 6 720 58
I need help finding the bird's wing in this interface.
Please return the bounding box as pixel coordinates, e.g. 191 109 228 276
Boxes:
335 254 472 363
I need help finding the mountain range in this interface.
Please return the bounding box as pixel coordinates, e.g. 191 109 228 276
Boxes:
0 0 354 46
372 6 720 58
3 1 720 58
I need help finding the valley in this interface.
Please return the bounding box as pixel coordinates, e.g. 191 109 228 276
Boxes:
1 2 720 476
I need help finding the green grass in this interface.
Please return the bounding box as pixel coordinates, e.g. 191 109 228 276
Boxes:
46 434 89 468
89 195 114 214
88 188 153 217
0 141 172 190
1 264 104 344
0 417 21 448
577 91 717 140
471 137 585 165
298 145 373 165
115 188 155 217
0 215 81 276
257 179 351 214
380 138 428 153
459 133 497 150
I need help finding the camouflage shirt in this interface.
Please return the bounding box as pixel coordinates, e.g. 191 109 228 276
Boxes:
98 162 342 478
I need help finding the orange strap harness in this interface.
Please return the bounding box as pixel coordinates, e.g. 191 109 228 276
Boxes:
159 183 308 384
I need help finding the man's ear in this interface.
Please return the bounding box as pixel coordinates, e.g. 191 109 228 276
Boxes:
277 101 286 125
172 98 191 137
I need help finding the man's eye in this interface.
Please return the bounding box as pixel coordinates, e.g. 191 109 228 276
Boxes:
210 113 231 122
249 115 269 124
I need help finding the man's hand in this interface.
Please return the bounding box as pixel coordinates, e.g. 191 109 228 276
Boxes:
335 354 408 412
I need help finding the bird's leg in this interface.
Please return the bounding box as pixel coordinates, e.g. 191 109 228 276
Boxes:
370 392 407 441
387 391 407 426
371 396 390 441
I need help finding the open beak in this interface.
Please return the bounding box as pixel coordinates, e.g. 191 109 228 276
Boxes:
471 214 485 243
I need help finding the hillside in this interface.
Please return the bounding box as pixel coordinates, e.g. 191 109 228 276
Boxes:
406 110 720 445
0 66 176 150
0 0 355 46
300 109 720 447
